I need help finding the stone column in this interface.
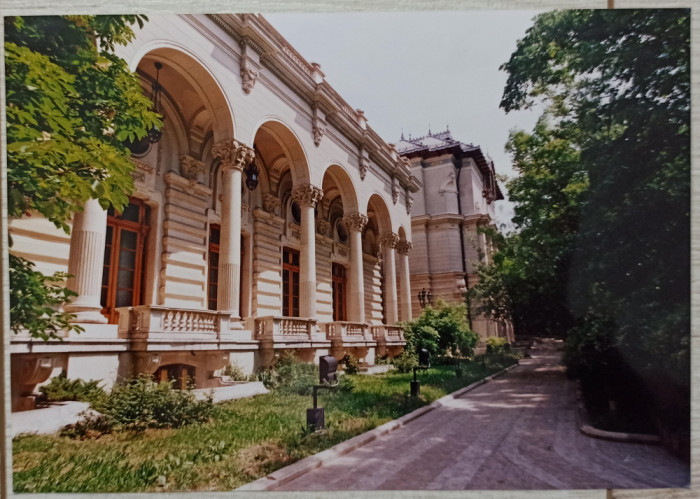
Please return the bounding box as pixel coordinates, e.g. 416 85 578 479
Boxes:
380 232 400 324
292 184 323 318
212 139 255 319
478 230 489 264
396 240 413 321
64 198 108 323
342 212 368 323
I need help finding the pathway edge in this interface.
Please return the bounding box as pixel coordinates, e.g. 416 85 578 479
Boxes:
237 361 521 491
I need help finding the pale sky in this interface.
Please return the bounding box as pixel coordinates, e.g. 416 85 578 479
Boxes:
265 10 546 228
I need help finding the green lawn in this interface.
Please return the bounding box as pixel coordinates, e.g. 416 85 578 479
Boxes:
13 357 516 493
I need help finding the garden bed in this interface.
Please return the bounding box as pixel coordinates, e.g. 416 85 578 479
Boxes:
13 355 517 493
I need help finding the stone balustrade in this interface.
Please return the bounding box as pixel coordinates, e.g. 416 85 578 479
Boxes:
118 305 231 340
371 324 405 344
324 321 370 342
254 316 317 342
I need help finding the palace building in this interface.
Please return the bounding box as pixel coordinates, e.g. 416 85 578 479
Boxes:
396 130 514 341
10 14 420 411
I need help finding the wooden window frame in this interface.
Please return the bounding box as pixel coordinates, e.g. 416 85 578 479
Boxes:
101 198 150 324
332 262 347 322
282 247 300 317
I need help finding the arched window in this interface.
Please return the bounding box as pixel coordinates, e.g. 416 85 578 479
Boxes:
101 198 150 323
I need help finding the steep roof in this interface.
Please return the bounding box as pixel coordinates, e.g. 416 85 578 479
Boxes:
396 129 504 201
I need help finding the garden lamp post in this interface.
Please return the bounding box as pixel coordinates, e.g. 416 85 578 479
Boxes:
417 288 432 309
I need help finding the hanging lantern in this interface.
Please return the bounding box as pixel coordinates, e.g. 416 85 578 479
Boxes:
244 159 259 191
147 62 164 144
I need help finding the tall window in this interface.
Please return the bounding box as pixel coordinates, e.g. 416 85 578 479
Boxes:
101 199 150 323
207 225 220 310
332 263 347 321
282 247 300 317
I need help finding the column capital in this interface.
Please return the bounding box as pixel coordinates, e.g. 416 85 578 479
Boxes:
379 232 400 250
212 139 255 172
396 240 413 255
342 212 368 233
291 183 324 208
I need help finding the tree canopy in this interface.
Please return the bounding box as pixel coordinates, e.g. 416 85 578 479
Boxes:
473 9 690 442
5 15 160 338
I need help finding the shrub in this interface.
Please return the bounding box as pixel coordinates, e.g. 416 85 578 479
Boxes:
60 411 114 439
341 354 359 375
403 299 479 357
254 352 317 395
392 351 418 373
39 371 107 408
103 375 213 432
486 337 510 354
222 362 247 381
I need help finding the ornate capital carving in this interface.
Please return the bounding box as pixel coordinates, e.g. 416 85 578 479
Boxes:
263 194 281 215
179 154 206 181
342 212 368 233
396 241 413 255
212 139 255 172
359 160 369 181
379 232 400 250
291 184 324 208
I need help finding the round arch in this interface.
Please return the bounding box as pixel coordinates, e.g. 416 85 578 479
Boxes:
366 193 393 236
130 41 235 143
250 118 310 187
320 163 359 214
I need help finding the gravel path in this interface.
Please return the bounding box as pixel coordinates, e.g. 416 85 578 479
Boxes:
274 340 690 491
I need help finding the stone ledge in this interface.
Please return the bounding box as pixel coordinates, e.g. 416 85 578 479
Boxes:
237 361 521 491
576 384 661 445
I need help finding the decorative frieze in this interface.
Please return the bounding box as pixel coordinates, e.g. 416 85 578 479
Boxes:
342 212 368 233
291 183 324 208
179 154 206 182
312 104 326 147
263 194 281 215
317 219 332 237
212 138 255 172
359 160 368 181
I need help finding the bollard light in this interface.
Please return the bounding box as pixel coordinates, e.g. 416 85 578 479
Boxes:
307 356 339 431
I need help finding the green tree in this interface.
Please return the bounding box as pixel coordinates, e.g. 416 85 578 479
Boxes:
5 16 160 338
494 9 689 445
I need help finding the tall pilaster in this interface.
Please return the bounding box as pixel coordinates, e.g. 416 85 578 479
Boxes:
343 212 368 323
380 232 400 324
396 240 413 321
64 198 108 323
291 184 323 318
212 139 255 319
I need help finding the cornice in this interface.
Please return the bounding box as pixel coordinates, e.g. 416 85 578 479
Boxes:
205 13 421 194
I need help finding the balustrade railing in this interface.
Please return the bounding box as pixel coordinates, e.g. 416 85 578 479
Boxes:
254 316 317 341
324 321 369 341
118 305 229 339
370 324 405 343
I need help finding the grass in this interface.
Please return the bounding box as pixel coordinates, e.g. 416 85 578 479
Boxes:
13 355 517 493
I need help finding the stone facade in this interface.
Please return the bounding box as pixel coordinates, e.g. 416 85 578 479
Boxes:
395 130 514 342
9 14 420 411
